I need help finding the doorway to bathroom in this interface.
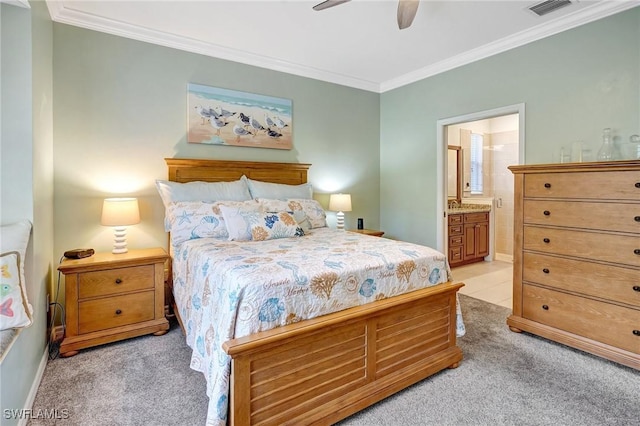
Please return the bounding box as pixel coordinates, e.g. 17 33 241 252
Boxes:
436 104 525 264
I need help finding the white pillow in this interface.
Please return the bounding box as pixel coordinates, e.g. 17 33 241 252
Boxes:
0 220 33 330
218 203 264 241
246 178 313 200
156 178 252 231
257 198 327 229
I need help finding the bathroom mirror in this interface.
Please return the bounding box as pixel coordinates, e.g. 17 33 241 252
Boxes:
448 145 462 203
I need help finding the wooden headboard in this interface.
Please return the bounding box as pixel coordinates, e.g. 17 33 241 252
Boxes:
165 158 311 184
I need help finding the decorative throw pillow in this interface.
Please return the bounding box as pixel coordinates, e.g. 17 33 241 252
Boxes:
245 177 313 200
0 252 32 330
0 220 33 330
250 212 305 241
218 202 265 241
165 201 228 245
257 198 327 229
156 178 252 231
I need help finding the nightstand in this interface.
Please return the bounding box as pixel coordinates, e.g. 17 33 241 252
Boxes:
349 229 385 237
58 248 169 357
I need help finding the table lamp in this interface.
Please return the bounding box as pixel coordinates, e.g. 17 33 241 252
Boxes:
101 198 140 254
329 193 352 230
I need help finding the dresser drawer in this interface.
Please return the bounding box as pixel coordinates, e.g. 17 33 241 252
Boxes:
524 226 640 267
523 200 640 234
448 214 463 225
78 291 155 334
524 170 640 200
523 285 640 354
78 265 154 299
464 212 489 223
523 252 640 308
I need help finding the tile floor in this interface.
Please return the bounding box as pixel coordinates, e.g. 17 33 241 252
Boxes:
450 260 513 309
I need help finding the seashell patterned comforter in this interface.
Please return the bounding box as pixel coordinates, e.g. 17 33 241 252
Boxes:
171 227 465 426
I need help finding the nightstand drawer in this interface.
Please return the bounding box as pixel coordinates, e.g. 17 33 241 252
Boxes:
79 265 154 299
523 284 640 354
78 291 155 334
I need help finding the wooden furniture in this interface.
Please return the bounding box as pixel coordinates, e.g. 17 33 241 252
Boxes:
508 161 640 370
165 158 464 425
448 211 489 267
349 228 385 237
58 248 169 357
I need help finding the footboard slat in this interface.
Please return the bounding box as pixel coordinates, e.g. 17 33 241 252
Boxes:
224 281 464 425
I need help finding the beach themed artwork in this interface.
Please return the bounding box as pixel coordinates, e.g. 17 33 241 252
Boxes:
187 83 292 150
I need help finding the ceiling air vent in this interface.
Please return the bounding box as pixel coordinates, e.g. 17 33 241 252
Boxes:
528 0 573 17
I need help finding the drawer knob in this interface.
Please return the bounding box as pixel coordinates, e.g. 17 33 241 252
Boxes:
542 268 550 274
543 210 550 216
635 216 640 222
635 249 640 255
544 183 551 188
542 305 549 310
633 330 640 336
115 278 122 284
633 286 640 292
115 309 122 315
636 182 640 188
543 238 550 243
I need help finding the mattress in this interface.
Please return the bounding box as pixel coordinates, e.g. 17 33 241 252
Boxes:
172 227 465 425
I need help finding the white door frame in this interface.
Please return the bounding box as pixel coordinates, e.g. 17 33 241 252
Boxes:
435 103 526 255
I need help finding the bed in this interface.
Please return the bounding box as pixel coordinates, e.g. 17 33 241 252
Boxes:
164 158 465 426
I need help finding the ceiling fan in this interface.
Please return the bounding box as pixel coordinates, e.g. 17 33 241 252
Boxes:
313 0 420 30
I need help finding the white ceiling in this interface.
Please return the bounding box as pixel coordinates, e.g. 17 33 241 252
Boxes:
44 0 639 92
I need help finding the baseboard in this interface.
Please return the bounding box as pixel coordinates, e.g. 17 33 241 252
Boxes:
17 346 48 426
494 253 513 263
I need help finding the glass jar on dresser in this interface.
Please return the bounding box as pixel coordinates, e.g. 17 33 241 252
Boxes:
507 160 640 370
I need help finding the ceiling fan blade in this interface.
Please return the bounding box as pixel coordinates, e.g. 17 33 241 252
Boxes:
313 0 351 11
397 0 419 29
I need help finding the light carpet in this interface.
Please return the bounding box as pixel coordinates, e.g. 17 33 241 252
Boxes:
29 295 639 425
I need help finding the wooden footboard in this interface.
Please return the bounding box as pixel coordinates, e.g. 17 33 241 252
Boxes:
223 281 464 425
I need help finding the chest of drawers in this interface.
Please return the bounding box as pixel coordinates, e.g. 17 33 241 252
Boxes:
508 161 640 370
58 248 169 357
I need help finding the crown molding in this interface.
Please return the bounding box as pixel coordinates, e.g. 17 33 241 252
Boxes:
46 1 639 94
45 1 381 92
380 1 640 92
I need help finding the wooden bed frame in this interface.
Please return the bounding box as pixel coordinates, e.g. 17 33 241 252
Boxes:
165 158 464 425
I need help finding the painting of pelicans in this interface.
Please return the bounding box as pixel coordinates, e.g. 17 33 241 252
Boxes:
187 83 292 150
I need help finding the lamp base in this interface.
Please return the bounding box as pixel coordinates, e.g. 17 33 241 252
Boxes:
112 226 129 254
336 211 345 230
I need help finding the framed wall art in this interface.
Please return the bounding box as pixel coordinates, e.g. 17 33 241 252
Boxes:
187 83 292 150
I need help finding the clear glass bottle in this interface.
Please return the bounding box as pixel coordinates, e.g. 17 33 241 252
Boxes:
596 128 615 161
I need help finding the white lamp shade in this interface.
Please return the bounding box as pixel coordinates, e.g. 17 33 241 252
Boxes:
101 198 140 227
329 193 352 212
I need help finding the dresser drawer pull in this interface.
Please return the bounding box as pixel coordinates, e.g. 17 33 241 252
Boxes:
635 216 640 222
544 183 551 188
543 238 550 243
636 182 640 188
542 268 550 274
542 305 549 310
635 249 640 255
633 330 640 336
633 286 640 292
115 278 123 284
543 210 550 216
115 309 122 315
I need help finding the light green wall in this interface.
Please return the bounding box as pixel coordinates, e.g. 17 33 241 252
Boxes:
0 1 53 423
52 24 380 261
380 8 640 247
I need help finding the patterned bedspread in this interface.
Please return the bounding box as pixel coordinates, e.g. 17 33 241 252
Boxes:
172 227 465 425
